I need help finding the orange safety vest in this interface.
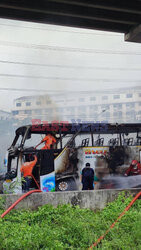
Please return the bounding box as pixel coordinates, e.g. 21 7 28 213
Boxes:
20 155 37 177
41 134 56 150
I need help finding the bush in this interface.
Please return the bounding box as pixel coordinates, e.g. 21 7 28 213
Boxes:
0 192 140 249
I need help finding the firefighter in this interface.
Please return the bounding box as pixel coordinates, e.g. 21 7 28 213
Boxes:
124 160 141 176
20 155 37 192
36 133 56 150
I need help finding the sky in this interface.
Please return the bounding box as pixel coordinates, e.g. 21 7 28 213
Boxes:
0 18 141 111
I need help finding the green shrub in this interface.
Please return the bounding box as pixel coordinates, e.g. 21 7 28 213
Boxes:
0 196 5 210
0 192 140 249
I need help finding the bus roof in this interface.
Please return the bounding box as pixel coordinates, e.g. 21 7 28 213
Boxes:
15 123 141 136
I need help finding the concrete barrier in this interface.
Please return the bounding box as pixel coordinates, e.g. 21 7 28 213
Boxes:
0 189 140 211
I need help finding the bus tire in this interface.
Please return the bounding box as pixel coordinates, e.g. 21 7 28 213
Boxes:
56 178 77 191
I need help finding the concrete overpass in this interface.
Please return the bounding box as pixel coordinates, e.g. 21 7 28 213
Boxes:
0 0 141 43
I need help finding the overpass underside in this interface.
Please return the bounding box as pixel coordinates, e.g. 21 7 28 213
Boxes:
0 0 141 43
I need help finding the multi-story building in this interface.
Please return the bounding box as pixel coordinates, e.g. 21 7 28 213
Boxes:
12 86 141 124
0 110 11 120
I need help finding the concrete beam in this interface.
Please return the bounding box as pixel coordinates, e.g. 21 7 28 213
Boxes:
125 24 141 43
0 189 140 211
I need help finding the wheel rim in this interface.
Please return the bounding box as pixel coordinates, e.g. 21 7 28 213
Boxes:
58 181 68 191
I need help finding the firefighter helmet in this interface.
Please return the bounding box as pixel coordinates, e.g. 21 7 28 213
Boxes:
131 160 138 165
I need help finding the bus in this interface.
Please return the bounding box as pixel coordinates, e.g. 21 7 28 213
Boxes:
2 122 141 193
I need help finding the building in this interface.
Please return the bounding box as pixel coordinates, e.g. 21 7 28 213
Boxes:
0 110 11 120
12 86 141 124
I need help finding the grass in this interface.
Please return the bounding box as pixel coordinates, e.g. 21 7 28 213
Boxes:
0 192 141 249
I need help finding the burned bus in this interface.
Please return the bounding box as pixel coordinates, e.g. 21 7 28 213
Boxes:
2 122 141 193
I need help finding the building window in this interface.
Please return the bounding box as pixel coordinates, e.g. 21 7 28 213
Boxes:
79 98 85 102
113 111 122 118
90 112 98 117
46 100 51 104
90 97 96 101
25 110 32 115
71 107 75 112
66 106 75 114
89 105 98 111
35 109 42 114
113 104 122 109
56 108 64 113
126 93 133 98
36 101 41 105
78 106 86 111
26 102 31 106
66 107 71 111
45 108 52 113
101 104 110 110
126 103 135 108
102 96 108 100
113 95 120 99
16 103 21 107
12 110 19 115
126 110 135 116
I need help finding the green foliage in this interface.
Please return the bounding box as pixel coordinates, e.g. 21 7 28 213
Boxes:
0 196 5 210
3 177 23 194
0 192 141 249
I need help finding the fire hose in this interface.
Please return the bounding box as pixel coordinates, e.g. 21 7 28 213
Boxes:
31 174 40 190
1 189 42 218
89 191 141 249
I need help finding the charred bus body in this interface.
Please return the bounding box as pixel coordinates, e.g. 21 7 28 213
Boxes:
2 123 141 193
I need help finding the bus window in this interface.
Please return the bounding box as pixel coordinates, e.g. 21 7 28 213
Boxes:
75 134 92 147
61 134 72 148
24 134 45 149
14 135 22 148
122 133 136 146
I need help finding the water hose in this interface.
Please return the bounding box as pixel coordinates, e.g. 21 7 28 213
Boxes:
31 174 40 189
89 191 141 249
1 189 41 218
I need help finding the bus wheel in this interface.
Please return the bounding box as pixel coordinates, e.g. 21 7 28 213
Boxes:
56 178 77 191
